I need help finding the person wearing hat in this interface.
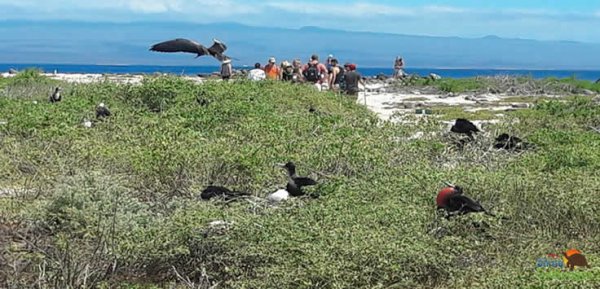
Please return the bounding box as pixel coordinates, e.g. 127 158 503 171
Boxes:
326 54 334 70
264 57 281 80
281 60 294 82
342 63 365 100
220 58 233 81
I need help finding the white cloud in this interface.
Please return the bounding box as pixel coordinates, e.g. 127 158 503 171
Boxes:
183 0 262 16
423 5 468 14
266 2 415 17
127 1 173 13
502 8 561 17
0 0 261 16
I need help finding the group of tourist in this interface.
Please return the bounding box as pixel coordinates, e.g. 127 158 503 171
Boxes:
221 54 366 99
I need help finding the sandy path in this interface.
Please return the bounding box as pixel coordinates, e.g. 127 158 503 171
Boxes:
359 83 530 122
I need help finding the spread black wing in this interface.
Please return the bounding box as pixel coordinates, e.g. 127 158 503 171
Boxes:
208 39 227 56
208 39 238 61
150 38 210 56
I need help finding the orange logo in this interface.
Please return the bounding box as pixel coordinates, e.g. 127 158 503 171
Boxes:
562 249 591 271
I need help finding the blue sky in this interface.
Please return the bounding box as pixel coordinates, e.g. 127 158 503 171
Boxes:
1 0 599 42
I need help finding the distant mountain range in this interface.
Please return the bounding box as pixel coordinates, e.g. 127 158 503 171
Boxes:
1 20 599 69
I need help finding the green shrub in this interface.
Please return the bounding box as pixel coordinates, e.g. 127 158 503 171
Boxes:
1 77 600 288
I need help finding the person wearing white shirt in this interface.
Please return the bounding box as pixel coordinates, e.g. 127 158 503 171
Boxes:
248 63 266 81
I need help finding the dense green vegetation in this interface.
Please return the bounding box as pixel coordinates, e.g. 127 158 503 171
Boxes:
1 71 599 288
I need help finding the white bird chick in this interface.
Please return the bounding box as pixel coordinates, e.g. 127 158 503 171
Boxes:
267 189 289 202
82 119 93 128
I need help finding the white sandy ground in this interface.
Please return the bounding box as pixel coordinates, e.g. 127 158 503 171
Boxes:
0 188 34 197
1 72 203 84
358 83 533 122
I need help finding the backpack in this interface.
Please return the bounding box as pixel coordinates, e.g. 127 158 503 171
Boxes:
335 66 345 85
303 62 321 82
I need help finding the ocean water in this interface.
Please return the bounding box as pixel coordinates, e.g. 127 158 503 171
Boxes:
1 63 599 81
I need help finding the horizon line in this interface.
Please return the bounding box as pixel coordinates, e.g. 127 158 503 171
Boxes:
2 62 600 72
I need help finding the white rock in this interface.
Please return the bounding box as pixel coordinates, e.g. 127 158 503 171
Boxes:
581 89 595 95
429 73 442 80
408 131 425 140
208 220 233 228
511 103 531 108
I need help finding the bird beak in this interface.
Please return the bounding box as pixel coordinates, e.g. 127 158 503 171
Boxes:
275 163 286 168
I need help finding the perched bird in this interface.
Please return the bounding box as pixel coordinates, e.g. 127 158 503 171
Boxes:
96 103 111 119
150 38 232 62
450 118 480 139
200 185 249 201
278 161 318 197
49 87 61 103
436 182 496 219
494 133 533 151
267 189 290 202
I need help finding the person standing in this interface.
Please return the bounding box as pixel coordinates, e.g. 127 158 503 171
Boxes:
326 54 334 70
281 61 294 82
343 63 365 101
301 54 328 91
291 59 304 83
248 62 266 81
328 58 344 91
220 58 233 81
264 57 281 80
394 56 406 79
